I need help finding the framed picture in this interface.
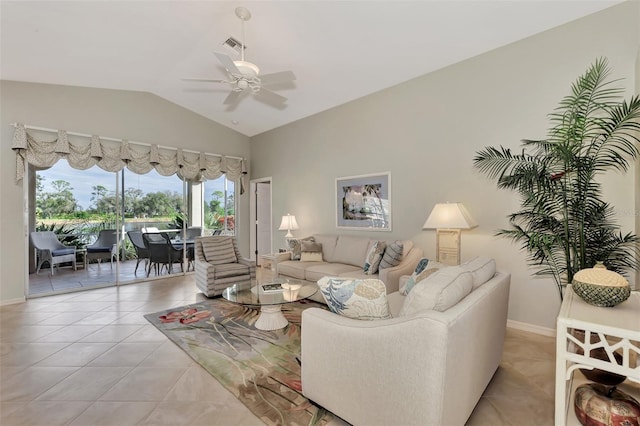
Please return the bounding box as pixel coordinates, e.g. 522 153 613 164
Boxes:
336 172 391 231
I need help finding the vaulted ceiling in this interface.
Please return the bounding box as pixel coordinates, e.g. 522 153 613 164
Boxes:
0 1 622 137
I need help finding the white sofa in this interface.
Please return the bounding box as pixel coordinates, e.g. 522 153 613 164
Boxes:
276 234 423 303
301 269 511 426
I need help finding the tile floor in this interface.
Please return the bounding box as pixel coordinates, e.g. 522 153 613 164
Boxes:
28 259 190 296
2 273 558 426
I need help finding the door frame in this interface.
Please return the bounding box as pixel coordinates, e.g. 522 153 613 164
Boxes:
249 177 273 264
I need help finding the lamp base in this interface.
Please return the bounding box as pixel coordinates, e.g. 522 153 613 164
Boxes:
436 229 461 266
284 231 294 238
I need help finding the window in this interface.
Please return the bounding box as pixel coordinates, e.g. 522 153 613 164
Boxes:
203 177 235 234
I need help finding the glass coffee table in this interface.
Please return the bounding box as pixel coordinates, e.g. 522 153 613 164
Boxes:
222 278 318 331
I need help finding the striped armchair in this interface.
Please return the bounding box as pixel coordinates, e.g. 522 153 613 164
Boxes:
194 236 256 297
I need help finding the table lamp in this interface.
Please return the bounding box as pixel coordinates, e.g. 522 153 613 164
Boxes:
423 202 477 265
278 214 299 238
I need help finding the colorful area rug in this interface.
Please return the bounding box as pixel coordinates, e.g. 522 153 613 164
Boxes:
144 298 333 426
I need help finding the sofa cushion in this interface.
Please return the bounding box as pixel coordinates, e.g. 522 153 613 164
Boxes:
402 267 440 295
363 241 386 275
399 266 473 315
53 248 76 256
213 263 250 278
400 258 444 295
312 235 338 262
277 261 320 280
200 237 237 265
379 240 403 269
386 291 405 317
461 257 496 289
337 270 375 281
317 277 392 320
333 235 371 267
305 263 362 282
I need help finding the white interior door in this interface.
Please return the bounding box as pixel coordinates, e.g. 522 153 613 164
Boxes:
250 178 272 264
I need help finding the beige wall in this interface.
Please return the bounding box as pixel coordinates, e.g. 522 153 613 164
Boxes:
0 81 251 303
250 2 640 330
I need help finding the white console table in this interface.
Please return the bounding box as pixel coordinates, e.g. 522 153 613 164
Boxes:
555 285 640 425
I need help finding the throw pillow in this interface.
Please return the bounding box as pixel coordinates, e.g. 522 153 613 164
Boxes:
460 257 496 289
400 258 445 295
300 241 322 253
300 251 323 262
363 241 386 275
200 237 237 265
287 237 314 261
317 277 392 320
300 241 323 262
399 267 473 316
379 240 404 269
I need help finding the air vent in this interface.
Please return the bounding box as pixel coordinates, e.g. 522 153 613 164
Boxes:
222 36 245 55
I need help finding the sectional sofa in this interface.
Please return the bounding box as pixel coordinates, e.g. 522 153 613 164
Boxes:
301 259 510 425
276 234 423 302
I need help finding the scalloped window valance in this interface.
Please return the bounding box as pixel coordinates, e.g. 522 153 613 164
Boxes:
11 123 247 193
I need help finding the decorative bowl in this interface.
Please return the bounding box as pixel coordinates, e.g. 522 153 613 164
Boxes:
572 264 630 307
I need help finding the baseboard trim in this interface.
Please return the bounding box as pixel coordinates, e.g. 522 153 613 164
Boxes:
507 319 556 337
0 297 26 306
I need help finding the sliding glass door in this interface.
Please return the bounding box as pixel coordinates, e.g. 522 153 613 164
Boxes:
29 160 237 297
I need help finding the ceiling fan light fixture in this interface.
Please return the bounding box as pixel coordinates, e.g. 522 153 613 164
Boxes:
232 60 260 78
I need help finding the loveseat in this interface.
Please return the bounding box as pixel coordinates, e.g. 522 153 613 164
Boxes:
276 234 423 303
301 259 510 425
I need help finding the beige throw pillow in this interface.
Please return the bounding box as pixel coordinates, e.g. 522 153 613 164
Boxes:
300 241 323 262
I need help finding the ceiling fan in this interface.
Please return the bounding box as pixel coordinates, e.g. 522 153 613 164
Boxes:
183 7 296 110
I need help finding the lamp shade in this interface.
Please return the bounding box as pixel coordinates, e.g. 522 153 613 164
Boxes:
423 202 477 230
279 214 299 238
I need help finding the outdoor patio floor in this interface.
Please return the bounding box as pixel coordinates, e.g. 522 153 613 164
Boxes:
29 259 192 297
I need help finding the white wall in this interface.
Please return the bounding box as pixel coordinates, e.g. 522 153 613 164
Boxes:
0 81 251 303
250 2 640 330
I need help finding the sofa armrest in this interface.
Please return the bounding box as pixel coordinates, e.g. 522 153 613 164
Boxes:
378 246 423 293
237 257 257 279
301 308 449 426
274 252 293 262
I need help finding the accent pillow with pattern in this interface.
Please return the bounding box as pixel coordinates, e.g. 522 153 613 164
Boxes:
363 241 386 275
379 240 404 269
317 277 392 320
287 237 314 261
400 258 444 295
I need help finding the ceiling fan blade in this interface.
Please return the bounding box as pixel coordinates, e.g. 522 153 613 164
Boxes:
254 88 288 109
260 70 296 86
215 52 241 75
223 89 243 106
182 78 228 83
224 90 250 112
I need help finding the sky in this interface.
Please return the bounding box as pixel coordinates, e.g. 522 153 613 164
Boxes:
39 160 230 210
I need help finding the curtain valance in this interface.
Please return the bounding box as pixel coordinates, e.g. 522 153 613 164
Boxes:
11 123 247 192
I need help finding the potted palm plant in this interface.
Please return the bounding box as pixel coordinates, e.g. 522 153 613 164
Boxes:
474 58 640 299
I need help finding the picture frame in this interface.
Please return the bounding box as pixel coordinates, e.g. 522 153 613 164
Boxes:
335 172 391 231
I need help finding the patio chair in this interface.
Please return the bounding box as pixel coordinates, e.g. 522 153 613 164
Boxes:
86 230 118 268
141 227 159 233
127 230 149 275
142 232 184 276
185 226 202 240
30 231 77 275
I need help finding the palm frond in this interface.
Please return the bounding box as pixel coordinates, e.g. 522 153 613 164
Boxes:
474 58 639 300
